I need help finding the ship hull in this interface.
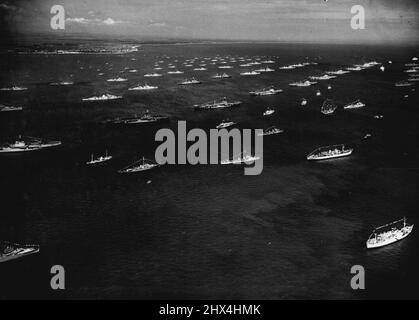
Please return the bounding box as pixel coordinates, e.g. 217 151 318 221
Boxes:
0 142 62 154
0 248 40 263
307 150 353 161
366 225 414 249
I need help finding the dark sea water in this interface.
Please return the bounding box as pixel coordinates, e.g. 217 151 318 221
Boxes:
0 41 418 299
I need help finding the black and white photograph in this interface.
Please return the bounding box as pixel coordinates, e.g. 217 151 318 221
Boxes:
1 0 418 305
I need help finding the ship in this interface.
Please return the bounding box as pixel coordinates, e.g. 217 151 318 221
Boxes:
346 66 362 71
306 144 353 161
321 99 337 115
106 77 128 82
118 157 160 174
1 242 40 263
212 73 232 79
250 87 283 96
289 80 317 87
395 81 413 87
327 70 350 75
257 126 284 136
107 111 169 125
309 75 337 81
0 104 23 112
344 99 366 109
194 98 242 111
366 217 414 249
144 73 162 77
261 60 275 64
216 119 236 129
178 78 201 85
255 66 275 73
82 94 122 101
221 152 260 165
167 70 184 74
0 137 62 154
0 86 28 91
86 151 112 165
50 81 74 86
240 71 260 76
128 84 158 91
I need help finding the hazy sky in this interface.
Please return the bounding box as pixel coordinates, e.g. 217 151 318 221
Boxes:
1 0 418 43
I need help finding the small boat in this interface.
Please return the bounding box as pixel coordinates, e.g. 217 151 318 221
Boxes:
316 90 322 96
363 133 372 139
321 99 337 115
211 73 232 79
1 242 40 263
0 104 23 112
327 85 332 90
128 84 158 91
193 67 207 71
344 99 366 110
257 126 284 136
263 107 275 116
82 94 122 101
279 65 296 70
118 157 160 173
261 60 275 64
0 137 62 154
307 144 353 161
250 87 283 96
178 78 201 85
216 119 236 129
167 70 184 74
366 217 414 249
301 98 308 106
86 150 112 165
380 66 385 72
221 152 260 165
